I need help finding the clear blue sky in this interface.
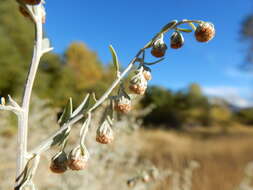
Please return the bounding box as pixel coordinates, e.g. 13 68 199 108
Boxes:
44 0 253 107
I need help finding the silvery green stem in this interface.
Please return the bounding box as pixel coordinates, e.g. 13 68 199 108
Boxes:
16 9 43 182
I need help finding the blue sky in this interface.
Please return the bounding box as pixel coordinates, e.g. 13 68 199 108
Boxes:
44 0 253 107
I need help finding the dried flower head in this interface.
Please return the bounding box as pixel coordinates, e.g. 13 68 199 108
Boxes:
96 118 114 144
18 0 41 5
195 22 215 42
151 39 167 58
170 31 184 49
142 172 150 183
68 146 89 171
115 88 131 114
127 179 137 188
50 151 68 174
129 67 148 95
0 97 5 106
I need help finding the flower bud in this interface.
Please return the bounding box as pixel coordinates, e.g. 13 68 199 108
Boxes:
127 179 137 188
0 97 5 106
115 90 131 114
129 67 148 95
50 151 68 174
151 41 167 58
195 22 215 42
18 0 41 5
143 69 152 81
142 172 150 183
96 119 114 144
68 146 89 171
170 31 184 49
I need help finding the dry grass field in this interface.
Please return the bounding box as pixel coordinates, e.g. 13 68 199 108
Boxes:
1 100 253 190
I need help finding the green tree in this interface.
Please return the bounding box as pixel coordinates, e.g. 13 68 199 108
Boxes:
0 0 34 96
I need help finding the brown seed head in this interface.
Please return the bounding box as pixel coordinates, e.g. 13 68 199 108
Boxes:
195 22 215 42
96 119 114 144
50 152 68 174
68 146 89 171
96 134 114 144
170 31 184 49
142 173 150 183
129 84 146 95
115 102 131 114
151 43 167 58
127 179 137 187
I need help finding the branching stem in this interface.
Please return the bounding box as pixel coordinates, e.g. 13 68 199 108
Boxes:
16 6 43 183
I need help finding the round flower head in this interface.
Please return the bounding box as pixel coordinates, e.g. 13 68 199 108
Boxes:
50 151 68 174
68 146 89 171
0 97 5 106
96 118 114 144
195 22 215 42
151 40 167 58
115 88 132 114
170 31 184 49
127 179 137 187
142 172 150 183
17 0 41 5
129 67 148 95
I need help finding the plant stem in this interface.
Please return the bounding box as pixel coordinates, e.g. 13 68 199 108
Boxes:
29 19 201 157
30 49 144 155
16 16 43 180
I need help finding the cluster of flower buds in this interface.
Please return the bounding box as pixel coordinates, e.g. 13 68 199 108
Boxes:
149 21 215 58
50 151 68 174
50 145 90 173
115 87 132 114
68 146 89 171
96 117 114 144
195 22 215 42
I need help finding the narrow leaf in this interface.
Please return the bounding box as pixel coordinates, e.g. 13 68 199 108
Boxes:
176 28 192 33
72 94 90 118
109 45 120 74
58 98 73 127
160 20 178 33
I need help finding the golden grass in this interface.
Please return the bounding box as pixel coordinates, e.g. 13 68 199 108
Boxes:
138 128 253 190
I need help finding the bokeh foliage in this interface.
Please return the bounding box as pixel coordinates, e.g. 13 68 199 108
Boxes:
1 0 253 128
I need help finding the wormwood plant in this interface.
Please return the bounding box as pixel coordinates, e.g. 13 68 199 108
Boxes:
0 0 215 189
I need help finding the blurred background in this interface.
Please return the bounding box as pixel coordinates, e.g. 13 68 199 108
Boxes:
1 0 253 189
